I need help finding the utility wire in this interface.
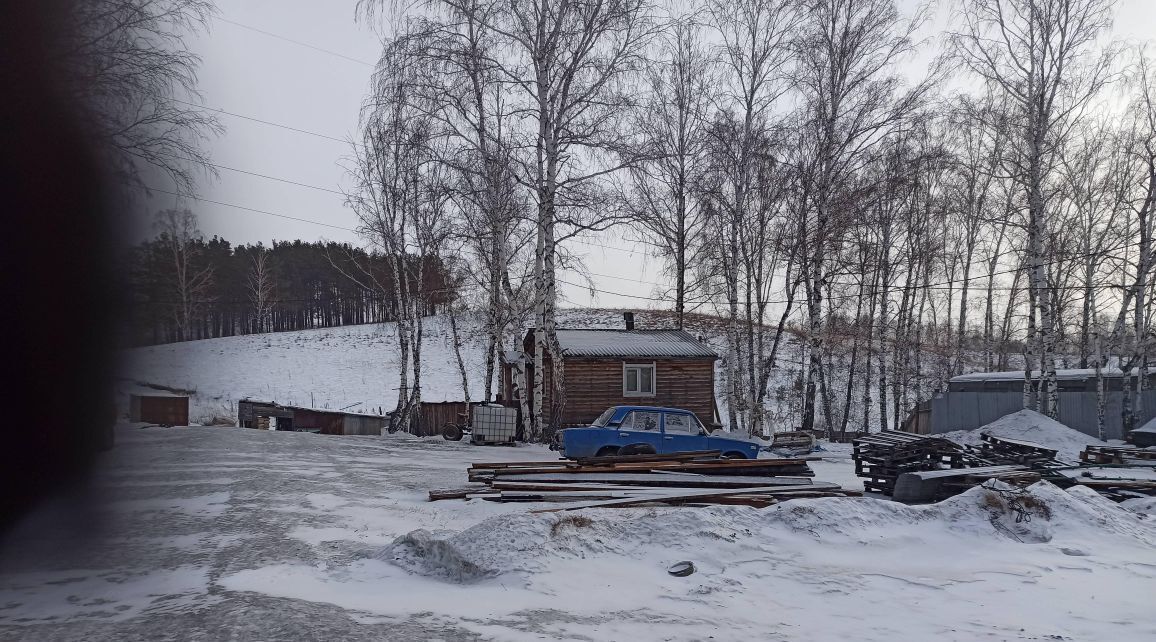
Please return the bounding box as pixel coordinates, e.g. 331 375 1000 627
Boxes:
174 155 348 196
199 16 1152 308
216 17 376 67
171 98 352 145
132 184 357 232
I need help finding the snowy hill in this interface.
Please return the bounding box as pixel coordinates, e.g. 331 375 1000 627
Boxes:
121 309 687 423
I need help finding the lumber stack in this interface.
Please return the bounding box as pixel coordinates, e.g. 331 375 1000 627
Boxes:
430 451 857 510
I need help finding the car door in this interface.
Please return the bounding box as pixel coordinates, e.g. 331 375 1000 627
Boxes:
615 410 663 452
661 411 708 453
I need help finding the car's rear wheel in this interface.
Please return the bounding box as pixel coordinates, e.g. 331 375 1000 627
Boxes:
619 444 657 456
721 451 748 459
595 446 621 457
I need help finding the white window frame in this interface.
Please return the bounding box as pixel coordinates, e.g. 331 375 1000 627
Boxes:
623 362 657 397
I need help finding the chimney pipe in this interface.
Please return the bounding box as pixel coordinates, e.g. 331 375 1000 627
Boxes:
623 311 635 330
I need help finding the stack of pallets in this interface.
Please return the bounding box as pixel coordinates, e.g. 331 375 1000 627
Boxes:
852 431 984 495
430 451 857 510
968 434 1069 469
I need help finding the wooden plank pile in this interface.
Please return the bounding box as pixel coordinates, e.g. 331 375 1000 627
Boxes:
1080 445 1156 465
430 451 858 510
852 431 987 496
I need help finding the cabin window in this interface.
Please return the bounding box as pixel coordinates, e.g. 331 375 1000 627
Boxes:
623 363 656 397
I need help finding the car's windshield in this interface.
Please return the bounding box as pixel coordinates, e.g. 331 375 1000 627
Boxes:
591 407 616 427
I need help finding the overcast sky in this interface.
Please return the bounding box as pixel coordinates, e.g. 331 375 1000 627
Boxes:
133 0 1156 310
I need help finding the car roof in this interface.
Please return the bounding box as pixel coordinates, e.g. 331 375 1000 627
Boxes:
612 405 696 414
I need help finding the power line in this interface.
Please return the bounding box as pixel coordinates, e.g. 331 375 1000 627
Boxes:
166 154 349 196
216 17 376 67
131 184 358 232
171 98 352 145
558 237 1154 307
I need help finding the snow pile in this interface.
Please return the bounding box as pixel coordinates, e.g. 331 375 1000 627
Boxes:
378 481 1155 585
940 409 1105 460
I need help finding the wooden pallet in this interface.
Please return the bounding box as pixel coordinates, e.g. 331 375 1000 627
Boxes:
1080 446 1156 465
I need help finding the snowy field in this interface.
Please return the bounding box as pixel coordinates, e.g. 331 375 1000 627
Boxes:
2 426 1154 641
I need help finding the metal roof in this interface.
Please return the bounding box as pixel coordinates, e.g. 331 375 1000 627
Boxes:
950 368 1142 383
553 329 717 359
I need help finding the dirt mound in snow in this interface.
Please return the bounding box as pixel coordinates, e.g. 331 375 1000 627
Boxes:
939 409 1105 461
379 482 1155 583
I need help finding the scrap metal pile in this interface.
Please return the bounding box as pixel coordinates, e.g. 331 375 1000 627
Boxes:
429 450 859 511
854 431 1156 503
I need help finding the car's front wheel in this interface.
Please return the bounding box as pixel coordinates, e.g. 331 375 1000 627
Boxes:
721 451 748 459
594 446 621 457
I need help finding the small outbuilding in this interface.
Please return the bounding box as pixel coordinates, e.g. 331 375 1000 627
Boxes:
237 399 386 436
129 391 189 426
501 315 719 428
929 369 1156 440
1131 417 1156 448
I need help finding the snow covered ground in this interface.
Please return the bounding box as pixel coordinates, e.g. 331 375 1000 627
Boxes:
2 426 1154 641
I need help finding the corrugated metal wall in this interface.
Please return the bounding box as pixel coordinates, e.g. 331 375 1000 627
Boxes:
931 390 1156 440
342 414 386 436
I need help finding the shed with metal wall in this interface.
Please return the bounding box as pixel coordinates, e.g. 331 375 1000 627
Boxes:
930 370 1156 440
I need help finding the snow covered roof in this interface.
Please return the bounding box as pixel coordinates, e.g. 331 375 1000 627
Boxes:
553 329 717 359
950 369 1133 383
1135 417 1156 434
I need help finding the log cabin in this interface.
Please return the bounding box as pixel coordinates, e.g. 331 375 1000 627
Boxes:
501 314 719 428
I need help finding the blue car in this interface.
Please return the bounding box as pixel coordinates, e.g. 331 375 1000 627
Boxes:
555 405 761 459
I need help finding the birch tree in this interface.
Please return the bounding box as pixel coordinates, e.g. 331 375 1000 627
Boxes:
346 32 439 433
155 208 214 341
499 0 657 439
706 0 798 433
625 12 714 330
65 0 221 191
947 0 1117 417
246 248 276 334
794 0 927 432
